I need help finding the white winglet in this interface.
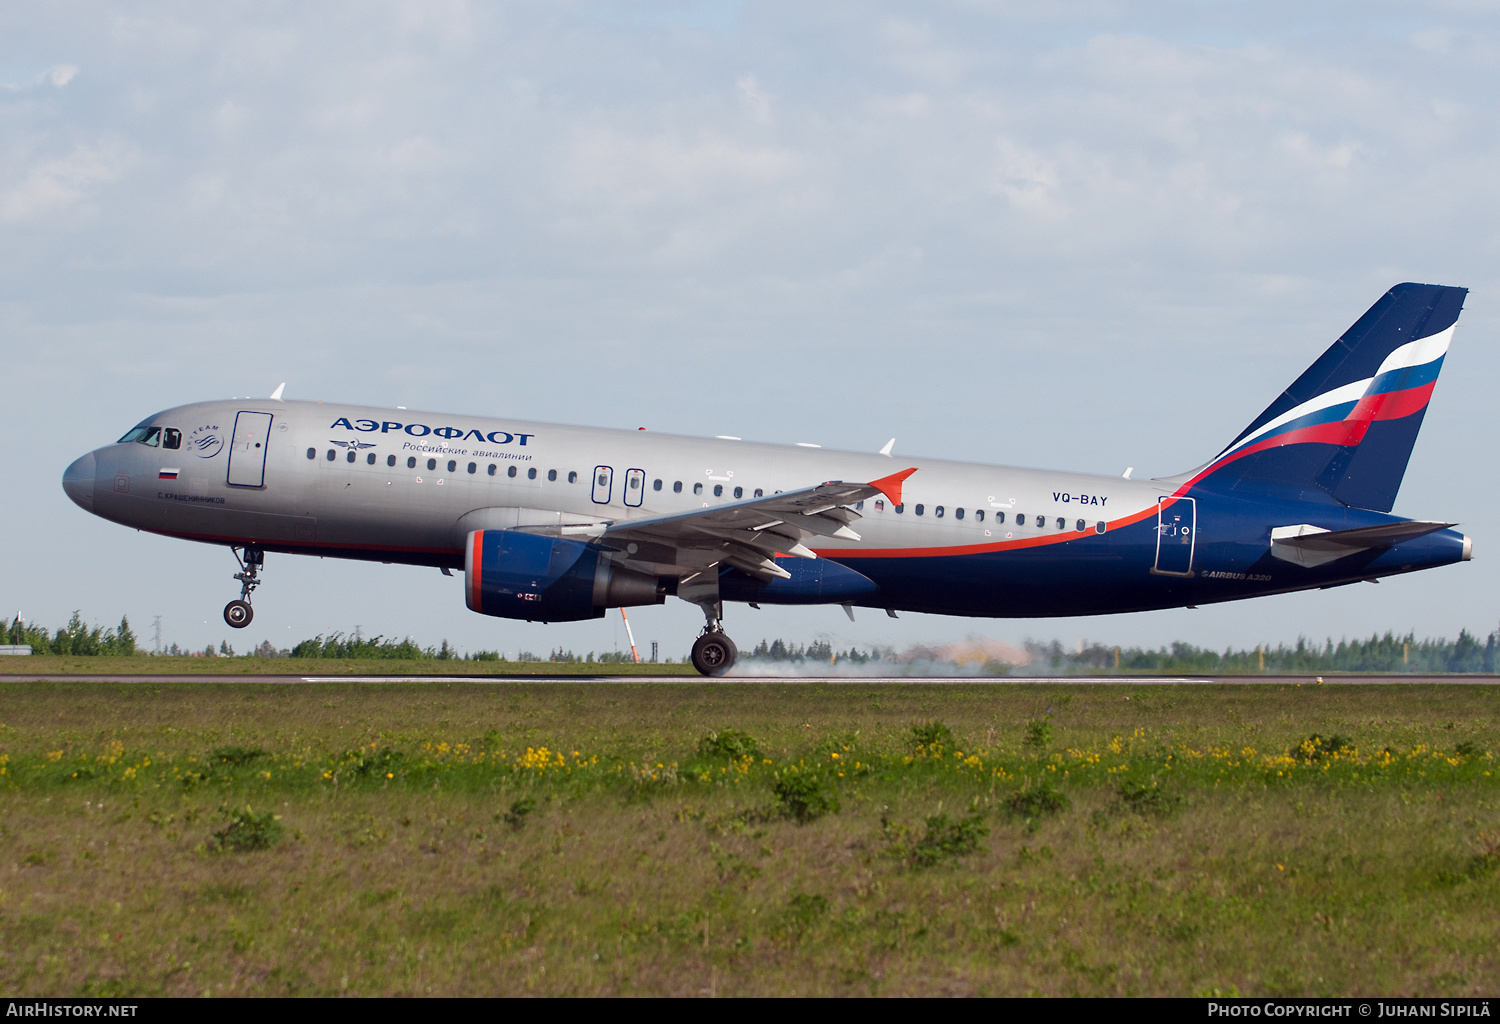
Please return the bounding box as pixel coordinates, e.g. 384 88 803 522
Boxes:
269 383 286 401
1122 467 1133 479
879 438 895 457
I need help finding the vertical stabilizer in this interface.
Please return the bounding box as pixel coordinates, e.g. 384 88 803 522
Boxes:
1186 283 1466 511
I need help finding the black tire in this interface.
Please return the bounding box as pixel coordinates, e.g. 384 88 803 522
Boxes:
691 632 737 676
224 600 253 629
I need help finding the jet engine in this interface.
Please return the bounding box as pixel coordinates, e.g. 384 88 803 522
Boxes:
463 529 664 622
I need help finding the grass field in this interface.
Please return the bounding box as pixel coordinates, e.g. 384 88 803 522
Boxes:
0 681 1496 997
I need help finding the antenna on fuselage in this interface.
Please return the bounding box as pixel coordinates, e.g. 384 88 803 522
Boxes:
269 383 286 401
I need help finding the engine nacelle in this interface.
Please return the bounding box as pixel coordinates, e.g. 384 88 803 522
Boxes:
464 529 663 622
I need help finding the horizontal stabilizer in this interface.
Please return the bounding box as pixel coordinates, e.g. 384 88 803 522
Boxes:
1269 520 1454 568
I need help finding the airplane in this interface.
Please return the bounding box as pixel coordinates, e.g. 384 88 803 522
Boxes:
62 282 1472 675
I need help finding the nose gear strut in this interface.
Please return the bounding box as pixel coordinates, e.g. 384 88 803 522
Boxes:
223 545 264 628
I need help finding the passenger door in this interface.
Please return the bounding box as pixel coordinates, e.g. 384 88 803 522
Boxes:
1152 496 1195 576
226 411 274 488
591 465 613 505
623 468 645 507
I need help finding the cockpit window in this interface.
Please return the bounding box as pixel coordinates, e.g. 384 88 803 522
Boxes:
162 428 181 450
117 425 153 444
135 427 161 447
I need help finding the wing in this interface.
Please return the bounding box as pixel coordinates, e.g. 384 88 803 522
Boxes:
541 467 917 582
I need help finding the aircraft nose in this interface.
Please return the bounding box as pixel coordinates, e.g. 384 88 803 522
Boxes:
62 451 96 512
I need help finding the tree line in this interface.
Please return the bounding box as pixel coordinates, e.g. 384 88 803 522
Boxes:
6 610 1499 673
1028 630 1499 674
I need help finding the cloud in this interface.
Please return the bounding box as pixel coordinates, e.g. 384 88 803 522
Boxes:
0 138 134 223
1 63 78 91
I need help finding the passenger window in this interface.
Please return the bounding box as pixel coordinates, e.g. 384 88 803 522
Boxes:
1076 519 1085 532
306 448 316 460
653 479 662 491
162 428 182 450
693 483 703 495
347 451 356 463
388 455 396 467
468 462 477 475
975 509 983 522
508 465 517 478
630 475 640 490
367 453 377 465
729 486 739 498
875 499 885 512
529 468 538 480
427 459 437 471
1096 521 1106 534
713 484 723 497
674 481 683 493
754 488 763 498
895 504 904 513
447 460 457 473
935 506 944 518
1015 514 1025 526
1056 517 1065 530
546 469 555 481
408 457 417 469
855 500 864 510
487 464 495 476
568 471 578 483
327 450 336 462
915 504 925 516
955 507 964 520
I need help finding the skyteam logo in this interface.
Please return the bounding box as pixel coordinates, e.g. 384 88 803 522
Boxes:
331 417 535 446
187 424 224 459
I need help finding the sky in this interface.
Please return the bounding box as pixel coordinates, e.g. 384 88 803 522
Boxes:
2 1 1498 661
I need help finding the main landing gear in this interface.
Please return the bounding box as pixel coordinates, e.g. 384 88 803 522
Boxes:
690 609 737 677
223 545 264 629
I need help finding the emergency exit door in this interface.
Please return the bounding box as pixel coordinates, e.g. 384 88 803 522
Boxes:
227 411 273 488
591 465 613 504
623 468 645 507
1152 496 1195 576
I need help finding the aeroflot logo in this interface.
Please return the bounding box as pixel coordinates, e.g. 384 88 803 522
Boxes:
330 418 535 445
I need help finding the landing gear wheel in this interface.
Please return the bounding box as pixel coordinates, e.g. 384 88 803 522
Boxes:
691 632 737 676
224 600 253 629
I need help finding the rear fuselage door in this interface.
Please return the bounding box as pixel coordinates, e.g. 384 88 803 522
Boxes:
592 465 613 504
227 411 274 488
1152 496 1196 576
624 468 645 507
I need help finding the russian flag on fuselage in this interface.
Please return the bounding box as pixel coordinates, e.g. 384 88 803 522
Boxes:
1189 283 1466 513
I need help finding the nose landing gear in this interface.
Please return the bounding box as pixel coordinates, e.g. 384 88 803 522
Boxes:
224 545 264 629
690 607 737 676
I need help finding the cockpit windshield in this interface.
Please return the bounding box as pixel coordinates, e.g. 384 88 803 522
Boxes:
118 425 159 446
116 425 180 449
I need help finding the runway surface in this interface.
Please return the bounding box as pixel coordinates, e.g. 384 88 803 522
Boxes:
1 673 1496 685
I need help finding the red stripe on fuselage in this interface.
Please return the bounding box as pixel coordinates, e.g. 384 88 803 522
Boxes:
811 503 1161 559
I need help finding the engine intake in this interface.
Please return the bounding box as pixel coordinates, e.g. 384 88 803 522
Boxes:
464 529 663 622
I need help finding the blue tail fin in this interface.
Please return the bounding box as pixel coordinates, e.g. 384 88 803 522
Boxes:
1186 282 1467 512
